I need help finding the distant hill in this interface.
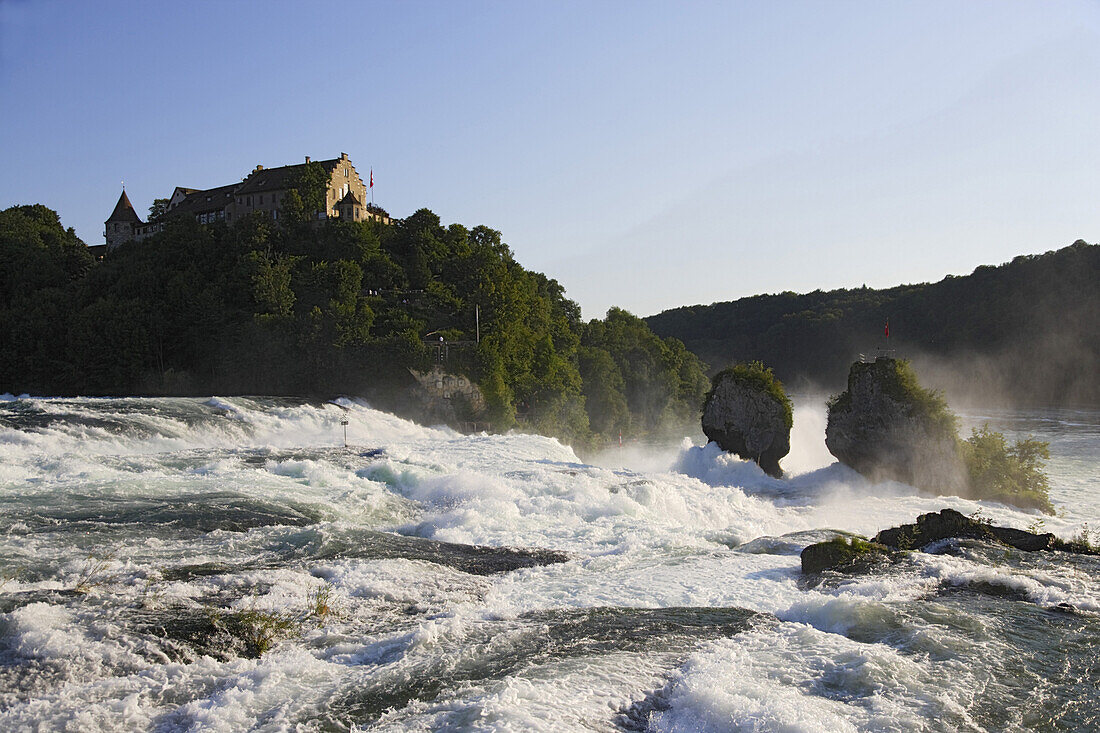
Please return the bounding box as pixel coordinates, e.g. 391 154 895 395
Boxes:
646 240 1100 406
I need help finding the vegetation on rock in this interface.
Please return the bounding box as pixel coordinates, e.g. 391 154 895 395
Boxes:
702 360 793 477
827 358 956 439
800 535 894 573
827 358 1053 513
707 361 793 430
808 508 1099 576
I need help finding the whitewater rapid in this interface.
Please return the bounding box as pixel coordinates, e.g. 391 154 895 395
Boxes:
1 396 1097 731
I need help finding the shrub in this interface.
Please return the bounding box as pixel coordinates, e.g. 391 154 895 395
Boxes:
962 424 1053 514
217 609 300 658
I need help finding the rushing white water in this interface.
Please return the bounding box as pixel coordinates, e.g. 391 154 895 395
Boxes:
0 395 1097 731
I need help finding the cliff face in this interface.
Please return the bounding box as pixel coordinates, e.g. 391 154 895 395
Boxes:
702 371 791 477
825 358 968 495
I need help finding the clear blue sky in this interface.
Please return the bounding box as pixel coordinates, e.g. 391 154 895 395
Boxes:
2 0 1098 319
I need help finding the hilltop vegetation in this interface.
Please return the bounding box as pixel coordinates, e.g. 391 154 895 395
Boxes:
0 204 706 447
647 241 1100 405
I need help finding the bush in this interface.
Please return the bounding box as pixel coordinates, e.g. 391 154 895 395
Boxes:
962 424 1053 514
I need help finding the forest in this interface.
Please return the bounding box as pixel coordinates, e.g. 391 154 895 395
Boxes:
646 241 1100 405
0 202 707 448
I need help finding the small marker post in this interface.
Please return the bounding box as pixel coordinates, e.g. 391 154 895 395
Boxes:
341 417 349 448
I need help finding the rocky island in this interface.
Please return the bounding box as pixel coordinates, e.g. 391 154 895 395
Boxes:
702 361 793 478
826 357 1054 513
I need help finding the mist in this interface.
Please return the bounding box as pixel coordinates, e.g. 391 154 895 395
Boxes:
782 396 835 475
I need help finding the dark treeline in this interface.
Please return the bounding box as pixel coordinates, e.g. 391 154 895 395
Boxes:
0 204 706 447
646 241 1100 406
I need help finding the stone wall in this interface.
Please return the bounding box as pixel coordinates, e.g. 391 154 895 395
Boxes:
408 366 487 426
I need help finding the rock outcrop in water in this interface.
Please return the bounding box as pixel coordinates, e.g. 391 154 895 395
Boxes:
702 362 792 478
825 357 968 496
800 536 897 573
801 508 1100 574
873 508 1099 554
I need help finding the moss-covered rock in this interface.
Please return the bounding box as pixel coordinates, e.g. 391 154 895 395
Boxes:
800 536 895 573
702 361 792 478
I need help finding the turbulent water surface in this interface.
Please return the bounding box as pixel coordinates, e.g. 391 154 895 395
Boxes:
0 395 1097 731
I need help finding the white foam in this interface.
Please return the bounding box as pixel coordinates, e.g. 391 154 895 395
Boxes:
651 624 981 732
1 397 1097 730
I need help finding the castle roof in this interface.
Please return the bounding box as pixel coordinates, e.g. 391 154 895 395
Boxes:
234 158 342 196
167 183 238 217
338 190 362 206
107 190 142 224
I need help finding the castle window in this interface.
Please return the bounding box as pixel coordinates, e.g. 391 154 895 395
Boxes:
247 196 252 206
259 195 264 205
344 168 348 177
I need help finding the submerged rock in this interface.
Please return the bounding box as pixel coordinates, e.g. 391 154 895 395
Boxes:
825 357 968 496
702 363 792 478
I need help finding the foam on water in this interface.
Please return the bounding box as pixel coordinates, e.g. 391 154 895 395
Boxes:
1 395 1098 730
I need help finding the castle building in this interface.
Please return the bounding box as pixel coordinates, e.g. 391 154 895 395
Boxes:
104 153 390 250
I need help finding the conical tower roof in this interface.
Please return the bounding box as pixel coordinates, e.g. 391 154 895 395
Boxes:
338 189 362 206
107 189 142 224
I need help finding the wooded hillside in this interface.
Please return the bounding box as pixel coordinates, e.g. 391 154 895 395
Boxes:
646 241 1100 405
0 204 707 446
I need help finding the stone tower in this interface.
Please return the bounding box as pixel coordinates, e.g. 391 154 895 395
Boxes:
105 189 142 250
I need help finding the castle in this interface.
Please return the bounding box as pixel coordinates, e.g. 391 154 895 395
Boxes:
105 153 390 250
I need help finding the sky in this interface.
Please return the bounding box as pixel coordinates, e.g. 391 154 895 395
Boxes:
1 0 1098 320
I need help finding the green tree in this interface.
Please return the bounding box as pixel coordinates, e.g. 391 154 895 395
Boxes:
578 345 630 436
286 161 329 219
0 204 91 306
248 250 296 317
148 198 170 222
962 425 1053 513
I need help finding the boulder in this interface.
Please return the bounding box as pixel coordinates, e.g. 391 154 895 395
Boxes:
825 358 968 496
804 508 1100 576
873 508 1100 554
800 536 895 573
702 364 792 478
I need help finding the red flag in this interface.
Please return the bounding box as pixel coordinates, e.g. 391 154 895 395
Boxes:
884 319 890 338
369 169 374 188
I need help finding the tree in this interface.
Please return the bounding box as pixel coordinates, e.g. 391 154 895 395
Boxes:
962 425 1053 513
0 204 91 306
287 161 329 219
148 198 170 222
